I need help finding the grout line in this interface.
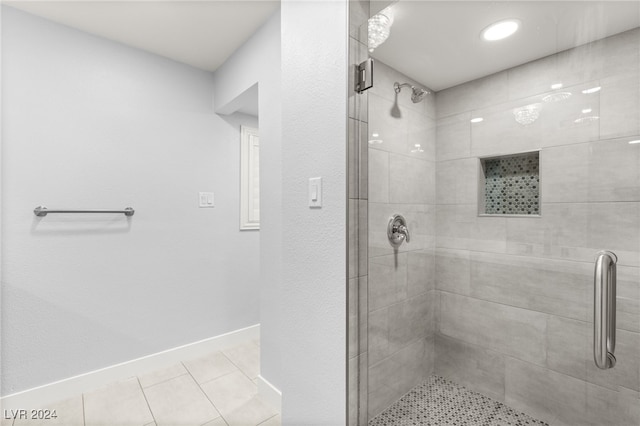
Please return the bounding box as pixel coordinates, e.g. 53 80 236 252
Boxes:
185 367 226 424
200 416 228 426
435 289 594 325
182 362 226 426
140 371 190 390
369 145 436 163
256 413 279 426
81 393 86 426
135 377 157 426
195 369 238 387
220 350 256 384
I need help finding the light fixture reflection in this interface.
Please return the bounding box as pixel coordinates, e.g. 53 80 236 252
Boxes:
582 87 601 94
470 117 484 123
628 140 640 144
513 103 542 125
582 108 592 114
368 8 394 52
551 83 563 89
369 132 383 144
574 116 599 124
411 143 424 153
542 92 572 103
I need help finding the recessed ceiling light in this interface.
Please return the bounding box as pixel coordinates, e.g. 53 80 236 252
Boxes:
629 140 640 144
582 86 601 94
582 108 592 114
551 83 563 89
481 19 521 41
372 133 379 137
470 117 484 123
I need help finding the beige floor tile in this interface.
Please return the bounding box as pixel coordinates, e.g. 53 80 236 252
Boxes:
84 377 154 426
0 407 14 426
222 397 278 426
200 371 257 417
138 363 188 388
143 375 219 426
257 415 280 426
13 396 84 426
183 352 238 384
222 344 260 379
1 414 15 426
201 418 227 426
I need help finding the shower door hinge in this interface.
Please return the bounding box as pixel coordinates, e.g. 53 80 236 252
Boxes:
355 58 374 93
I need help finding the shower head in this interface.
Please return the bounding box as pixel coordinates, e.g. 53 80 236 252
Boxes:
411 88 430 103
394 82 431 103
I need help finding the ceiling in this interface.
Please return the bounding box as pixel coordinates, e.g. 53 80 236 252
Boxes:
4 0 280 72
5 1 638 94
371 1 640 91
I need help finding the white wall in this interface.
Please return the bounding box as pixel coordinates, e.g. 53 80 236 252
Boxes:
212 11 284 396
280 1 348 423
0 6 260 395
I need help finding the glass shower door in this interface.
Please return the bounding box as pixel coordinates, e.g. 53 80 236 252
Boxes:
351 2 640 425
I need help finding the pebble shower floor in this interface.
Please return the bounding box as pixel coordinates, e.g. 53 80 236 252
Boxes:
368 376 548 426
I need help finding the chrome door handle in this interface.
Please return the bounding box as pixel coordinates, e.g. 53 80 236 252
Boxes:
594 250 617 370
387 214 410 247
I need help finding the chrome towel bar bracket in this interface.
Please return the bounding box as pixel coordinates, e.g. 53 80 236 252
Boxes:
34 206 135 217
594 250 617 370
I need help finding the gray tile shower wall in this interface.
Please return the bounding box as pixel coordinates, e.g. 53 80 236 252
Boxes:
434 28 640 426
367 60 437 419
348 2 370 425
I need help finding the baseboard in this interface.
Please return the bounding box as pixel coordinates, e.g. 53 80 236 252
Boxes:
1 324 260 409
257 374 282 411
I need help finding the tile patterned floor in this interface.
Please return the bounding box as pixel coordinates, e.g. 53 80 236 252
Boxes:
369 376 548 426
3 339 280 426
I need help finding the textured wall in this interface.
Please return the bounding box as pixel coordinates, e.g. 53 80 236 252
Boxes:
434 28 640 426
366 60 437 419
280 1 348 423
1 6 260 395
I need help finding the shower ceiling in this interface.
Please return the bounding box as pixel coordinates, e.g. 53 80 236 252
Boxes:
370 1 640 91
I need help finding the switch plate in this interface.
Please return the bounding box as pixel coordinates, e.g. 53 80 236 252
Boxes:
199 192 214 208
308 177 322 208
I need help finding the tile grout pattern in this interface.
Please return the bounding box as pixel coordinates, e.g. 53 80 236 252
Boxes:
483 152 540 215
368 376 548 426
6 339 280 426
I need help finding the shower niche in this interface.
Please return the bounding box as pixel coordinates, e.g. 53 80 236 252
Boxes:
479 151 540 216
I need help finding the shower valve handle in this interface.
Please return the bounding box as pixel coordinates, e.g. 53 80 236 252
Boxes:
388 214 410 247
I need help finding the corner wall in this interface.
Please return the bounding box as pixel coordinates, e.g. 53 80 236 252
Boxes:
1 6 260 396
212 9 283 402
365 60 437 419
434 28 640 426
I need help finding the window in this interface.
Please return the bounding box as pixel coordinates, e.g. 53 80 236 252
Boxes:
240 126 260 230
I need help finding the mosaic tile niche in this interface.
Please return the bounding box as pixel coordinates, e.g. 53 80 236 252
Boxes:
480 152 540 215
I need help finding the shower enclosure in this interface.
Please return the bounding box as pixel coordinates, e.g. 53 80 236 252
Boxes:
348 1 640 425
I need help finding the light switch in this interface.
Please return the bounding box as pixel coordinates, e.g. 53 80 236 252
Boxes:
309 177 322 208
199 192 214 208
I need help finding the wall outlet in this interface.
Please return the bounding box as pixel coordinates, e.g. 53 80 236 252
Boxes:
199 192 214 208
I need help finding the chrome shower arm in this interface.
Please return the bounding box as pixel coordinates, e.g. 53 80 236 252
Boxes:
394 82 413 93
